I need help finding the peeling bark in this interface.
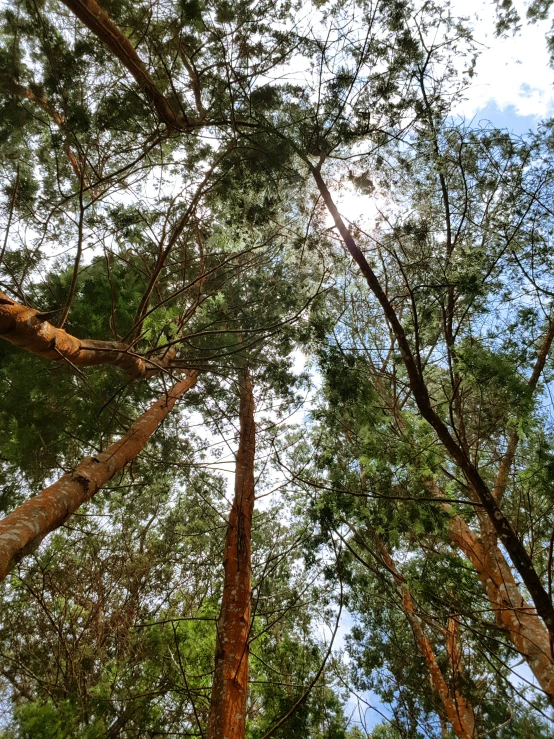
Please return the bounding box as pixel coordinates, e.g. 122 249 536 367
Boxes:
206 369 255 739
60 0 187 130
0 371 198 581
0 292 176 378
446 507 554 700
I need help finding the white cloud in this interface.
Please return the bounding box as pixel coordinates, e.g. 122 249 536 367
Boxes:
452 0 554 119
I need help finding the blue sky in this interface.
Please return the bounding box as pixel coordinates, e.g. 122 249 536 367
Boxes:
452 0 554 126
471 101 542 135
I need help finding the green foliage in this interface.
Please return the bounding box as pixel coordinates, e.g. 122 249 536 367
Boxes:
1 0 554 736
6 700 104 739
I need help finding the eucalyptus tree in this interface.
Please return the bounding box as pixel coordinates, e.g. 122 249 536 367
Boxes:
0 438 352 737
277 112 554 723
0 3 321 735
297 51 554 658
339 116 554 686
281 345 553 736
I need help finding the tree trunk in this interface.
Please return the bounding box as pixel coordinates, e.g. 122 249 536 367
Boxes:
206 369 256 739
311 164 554 643
0 292 176 378
447 509 554 699
369 372 554 702
60 0 187 130
0 371 198 581
363 528 477 739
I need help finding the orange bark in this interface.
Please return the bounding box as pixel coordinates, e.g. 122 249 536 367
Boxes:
60 0 187 130
419 477 554 701
0 372 198 582
369 531 476 739
0 292 176 378
12 81 86 184
369 369 554 701
447 509 554 698
206 369 255 739
446 615 463 680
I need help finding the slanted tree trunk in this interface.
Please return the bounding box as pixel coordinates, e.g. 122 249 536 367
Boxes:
207 368 256 739
0 371 198 581
419 478 554 702
447 508 554 699
354 525 476 739
0 292 176 378
311 165 554 643
369 373 554 702
60 0 187 130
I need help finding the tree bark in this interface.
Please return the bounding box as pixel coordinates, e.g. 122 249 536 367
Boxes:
206 368 256 739
370 373 554 701
446 507 554 699
362 528 476 739
0 291 175 378
0 371 198 582
311 165 554 642
60 0 187 130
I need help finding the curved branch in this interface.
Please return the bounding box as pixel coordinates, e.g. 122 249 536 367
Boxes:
12 81 85 183
0 292 174 378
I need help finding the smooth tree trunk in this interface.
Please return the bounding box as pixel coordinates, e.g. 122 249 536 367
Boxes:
0 372 198 582
0 291 175 378
360 527 476 739
206 369 256 739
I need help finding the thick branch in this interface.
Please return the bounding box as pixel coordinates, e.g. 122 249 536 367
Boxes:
0 292 174 378
60 0 187 130
0 371 198 581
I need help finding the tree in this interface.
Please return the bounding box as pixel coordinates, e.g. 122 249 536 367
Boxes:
2 0 554 736
206 368 256 738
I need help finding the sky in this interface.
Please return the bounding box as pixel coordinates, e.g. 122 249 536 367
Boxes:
3 0 553 732
334 0 554 228
335 2 554 731
454 0 554 127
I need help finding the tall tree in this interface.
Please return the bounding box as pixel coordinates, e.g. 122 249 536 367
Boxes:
207 367 256 738
2 0 554 735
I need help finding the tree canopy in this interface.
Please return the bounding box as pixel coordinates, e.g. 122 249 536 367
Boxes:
1 0 554 737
